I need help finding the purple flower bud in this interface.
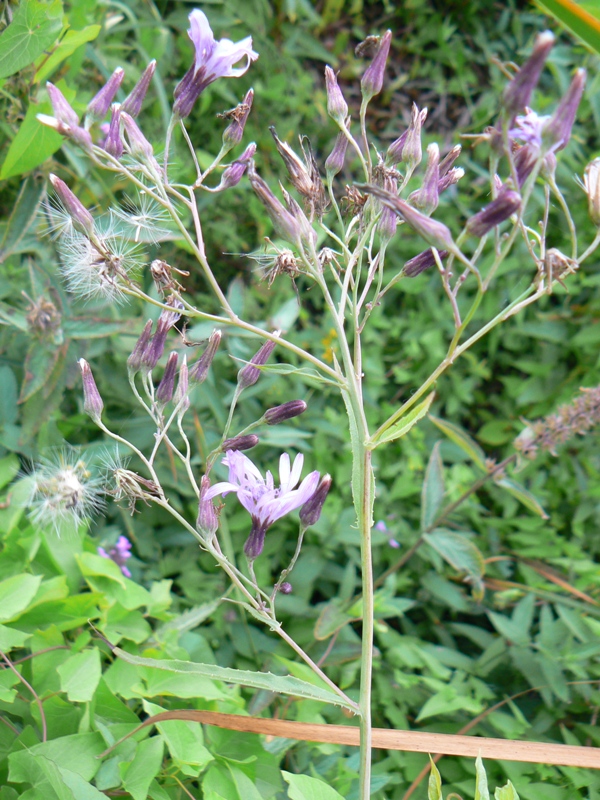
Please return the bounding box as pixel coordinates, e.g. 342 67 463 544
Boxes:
98 535 132 577
439 145 461 177
189 329 221 383
223 88 254 147
583 157 600 226
121 112 155 160
438 167 464 195
128 320 153 374
281 186 317 247
403 248 448 277
46 82 79 128
387 104 427 167
222 434 260 451
359 184 455 251
280 582 292 594
543 68 586 152
49 174 95 237
174 355 190 415
408 143 440 215
87 67 125 121
238 336 278 389
197 476 219 537
360 30 392 100
325 130 348 176
218 142 256 190
466 187 522 237
156 352 178 405
325 66 348 125
141 301 183 371
247 161 303 246
377 175 398 244
78 358 103 423
264 400 307 425
104 104 123 158
299 474 332 528
502 30 555 116
270 128 314 198
122 60 156 118
514 144 539 187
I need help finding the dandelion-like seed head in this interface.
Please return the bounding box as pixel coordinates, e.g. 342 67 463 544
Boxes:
110 193 171 244
100 450 160 514
27 451 104 534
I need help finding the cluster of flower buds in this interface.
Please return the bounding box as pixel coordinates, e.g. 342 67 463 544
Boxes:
127 299 184 375
270 129 327 218
386 104 427 169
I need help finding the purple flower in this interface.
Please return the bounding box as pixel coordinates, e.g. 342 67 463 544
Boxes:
173 10 258 119
205 451 320 560
509 109 549 149
98 535 132 577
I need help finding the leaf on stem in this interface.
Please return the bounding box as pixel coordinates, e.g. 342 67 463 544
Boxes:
371 391 435 448
421 441 445 531
494 477 549 519
429 415 487 470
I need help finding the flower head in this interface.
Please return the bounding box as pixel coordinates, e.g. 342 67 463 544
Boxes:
98 535 132 577
173 10 258 119
205 450 320 560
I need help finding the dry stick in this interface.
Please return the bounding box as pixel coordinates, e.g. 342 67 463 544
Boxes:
98 709 600 768
0 648 46 742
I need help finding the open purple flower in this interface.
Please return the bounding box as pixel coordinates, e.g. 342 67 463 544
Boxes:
98 535 132 577
173 10 258 119
205 451 320 560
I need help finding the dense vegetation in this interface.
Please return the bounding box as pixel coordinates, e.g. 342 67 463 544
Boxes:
0 1 599 798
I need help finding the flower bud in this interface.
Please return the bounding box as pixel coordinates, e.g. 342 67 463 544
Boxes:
197 475 219 537
264 400 307 425
122 60 156 118
156 352 178 406
360 30 392 101
377 175 398 244
174 355 190 416
439 144 461 177
408 143 440 215
78 358 103 423
49 174 95 237
87 67 124 121
325 130 348 177
386 104 427 168
543 68 586 152
127 320 153 374
299 474 332 528
223 88 254 147
513 144 539 187
280 582 292 594
238 336 278 389
46 83 79 128
466 187 522 237
438 167 464 194
104 104 123 158
247 161 303 246
121 112 155 161
502 30 555 116
583 158 600 227
222 434 259 451
325 66 348 125
141 301 183 371
359 184 455 251
270 127 314 197
403 248 448 277
190 330 221 383
218 143 256 190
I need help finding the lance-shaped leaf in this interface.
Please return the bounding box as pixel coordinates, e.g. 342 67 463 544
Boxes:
421 441 445 531
423 528 485 599
495 477 548 519
371 392 435 447
429 415 487 470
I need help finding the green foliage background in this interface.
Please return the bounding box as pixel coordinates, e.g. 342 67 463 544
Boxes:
0 0 600 798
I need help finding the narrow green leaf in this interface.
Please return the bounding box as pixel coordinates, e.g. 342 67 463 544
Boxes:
371 392 435 447
0 0 64 79
536 0 600 54
259 362 341 387
421 441 445 531
0 176 46 262
474 755 490 800
0 367 19 425
113 647 356 710
35 24 101 82
427 756 443 800
282 771 346 800
495 477 548 519
429 415 487 469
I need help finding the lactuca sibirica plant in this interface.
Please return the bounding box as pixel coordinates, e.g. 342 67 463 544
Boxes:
34 11 597 796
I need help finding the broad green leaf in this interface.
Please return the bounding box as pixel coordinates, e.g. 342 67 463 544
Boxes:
371 392 435 447
57 767 106 800
112 647 356 710
423 529 485 585
0 176 46 262
121 736 164 800
474 755 490 800
0 0 64 79
0 574 42 622
57 649 101 702
429 415 487 469
495 780 520 800
35 25 101 82
0 624 31 651
536 0 600 54
0 367 18 426
9 732 105 782
421 441 445 531
282 771 345 800
427 756 443 800
495 478 548 519
19 342 63 403
0 300 29 332
143 701 213 774
0 102 63 180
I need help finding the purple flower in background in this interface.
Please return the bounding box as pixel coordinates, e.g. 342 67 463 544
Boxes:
509 109 549 149
205 451 320 560
173 9 258 119
98 535 132 577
